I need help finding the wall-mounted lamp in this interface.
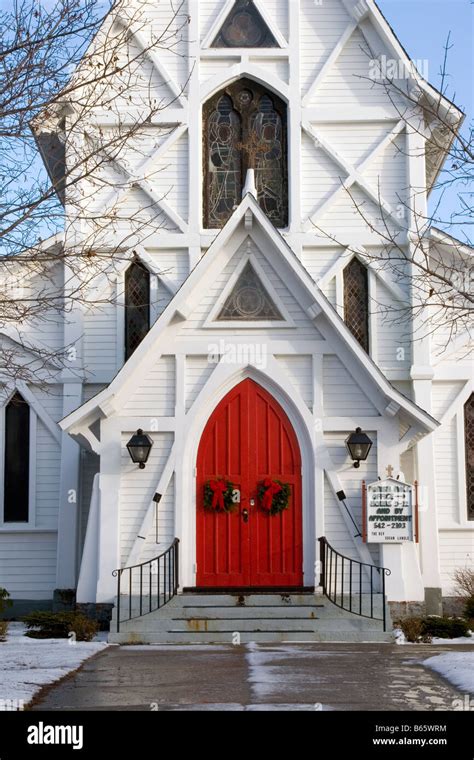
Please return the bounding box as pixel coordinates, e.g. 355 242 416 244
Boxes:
126 429 153 469
345 427 373 469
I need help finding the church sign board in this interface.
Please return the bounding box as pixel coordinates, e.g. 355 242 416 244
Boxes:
362 477 419 544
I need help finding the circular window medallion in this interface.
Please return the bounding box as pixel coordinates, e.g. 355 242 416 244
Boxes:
237 89 253 107
222 11 264 47
234 286 265 317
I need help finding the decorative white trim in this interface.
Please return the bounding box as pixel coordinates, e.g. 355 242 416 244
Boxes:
302 120 406 231
114 15 187 106
302 21 357 106
61 195 438 437
203 250 296 329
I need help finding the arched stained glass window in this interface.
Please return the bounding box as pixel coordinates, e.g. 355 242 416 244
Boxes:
465 393 474 520
343 257 369 353
206 95 242 229
125 260 150 360
203 79 288 229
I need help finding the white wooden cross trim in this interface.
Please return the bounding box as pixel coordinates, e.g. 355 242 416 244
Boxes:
84 125 189 232
302 21 358 106
302 119 406 230
115 15 187 107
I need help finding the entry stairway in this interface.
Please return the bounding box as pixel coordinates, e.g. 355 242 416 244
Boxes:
109 591 393 644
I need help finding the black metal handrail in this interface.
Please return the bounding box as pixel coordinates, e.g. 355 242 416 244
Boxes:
318 536 391 631
112 538 179 633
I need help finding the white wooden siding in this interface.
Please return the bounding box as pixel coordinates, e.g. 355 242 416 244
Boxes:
323 355 379 416
35 419 61 529
119 432 174 564
0 533 57 599
123 355 176 415
324 431 380 581
439 531 474 595
434 417 459 525
375 280 411 371
186 355 215 412
431 381 465 419
275 355 313 410
300 0 351 95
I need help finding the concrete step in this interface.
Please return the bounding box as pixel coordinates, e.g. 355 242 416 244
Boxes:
117 617 386 633
108 591 392 644
108 630 394 644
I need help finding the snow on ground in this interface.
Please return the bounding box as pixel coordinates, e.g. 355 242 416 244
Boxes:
423 651 474 694
0 622 108 709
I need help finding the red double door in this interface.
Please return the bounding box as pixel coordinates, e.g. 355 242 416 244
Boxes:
196 379 303 588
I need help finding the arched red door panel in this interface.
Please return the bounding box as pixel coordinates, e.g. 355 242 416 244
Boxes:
196 379 303 587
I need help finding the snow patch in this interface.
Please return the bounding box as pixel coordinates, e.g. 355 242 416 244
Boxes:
0 622 108 708
423 652 474 694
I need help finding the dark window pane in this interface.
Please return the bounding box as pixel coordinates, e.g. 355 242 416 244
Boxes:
125 261 150 360
343 257 369 352
250 95 287 227
206 96 242 228
465 394 474 520
218 261 283 321
4 392 29 522
212 0 278 48
203 79 288 229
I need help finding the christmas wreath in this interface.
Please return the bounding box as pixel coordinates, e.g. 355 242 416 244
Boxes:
258 478 291 516
203 479 236 513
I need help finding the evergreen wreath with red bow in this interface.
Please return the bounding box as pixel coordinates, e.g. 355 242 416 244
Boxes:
258 478 291 516
203 479 236 513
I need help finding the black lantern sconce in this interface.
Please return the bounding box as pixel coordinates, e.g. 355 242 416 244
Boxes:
345 427 373 468
126 429 153 469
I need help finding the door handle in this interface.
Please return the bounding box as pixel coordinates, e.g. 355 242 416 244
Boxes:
242 508 249 523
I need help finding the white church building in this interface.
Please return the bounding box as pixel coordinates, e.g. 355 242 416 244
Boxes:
1 0 472 640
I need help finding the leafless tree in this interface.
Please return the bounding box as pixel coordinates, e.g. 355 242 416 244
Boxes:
0 0 190 382
312 34 473 355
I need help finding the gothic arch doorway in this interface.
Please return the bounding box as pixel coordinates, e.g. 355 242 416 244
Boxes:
196 379 303 587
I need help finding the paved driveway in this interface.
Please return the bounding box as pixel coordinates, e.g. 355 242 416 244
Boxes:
32 643 471 711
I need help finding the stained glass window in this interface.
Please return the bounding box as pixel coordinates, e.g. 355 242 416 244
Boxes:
4 392 30 523
251 95 285 225
211 0 278 48
465 394 474 520
343 258 369 352
203 79 288 229
125 260 150 360
218 261 283 321
206 95 242 229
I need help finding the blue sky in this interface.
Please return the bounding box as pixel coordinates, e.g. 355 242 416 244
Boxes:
377 0 473 236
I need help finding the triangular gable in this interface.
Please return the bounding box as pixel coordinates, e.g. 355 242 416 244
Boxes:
60 192 439 439
204 252 293 328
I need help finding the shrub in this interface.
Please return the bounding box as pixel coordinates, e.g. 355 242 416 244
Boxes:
463 596 474 621
0 587 12 615
396 617 432 643
0 620 9 642
396 615 471 642
422 616 470 640
23 611 99 641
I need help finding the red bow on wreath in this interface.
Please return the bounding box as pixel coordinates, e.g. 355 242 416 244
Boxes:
261 478 282 511
209 479 227 510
